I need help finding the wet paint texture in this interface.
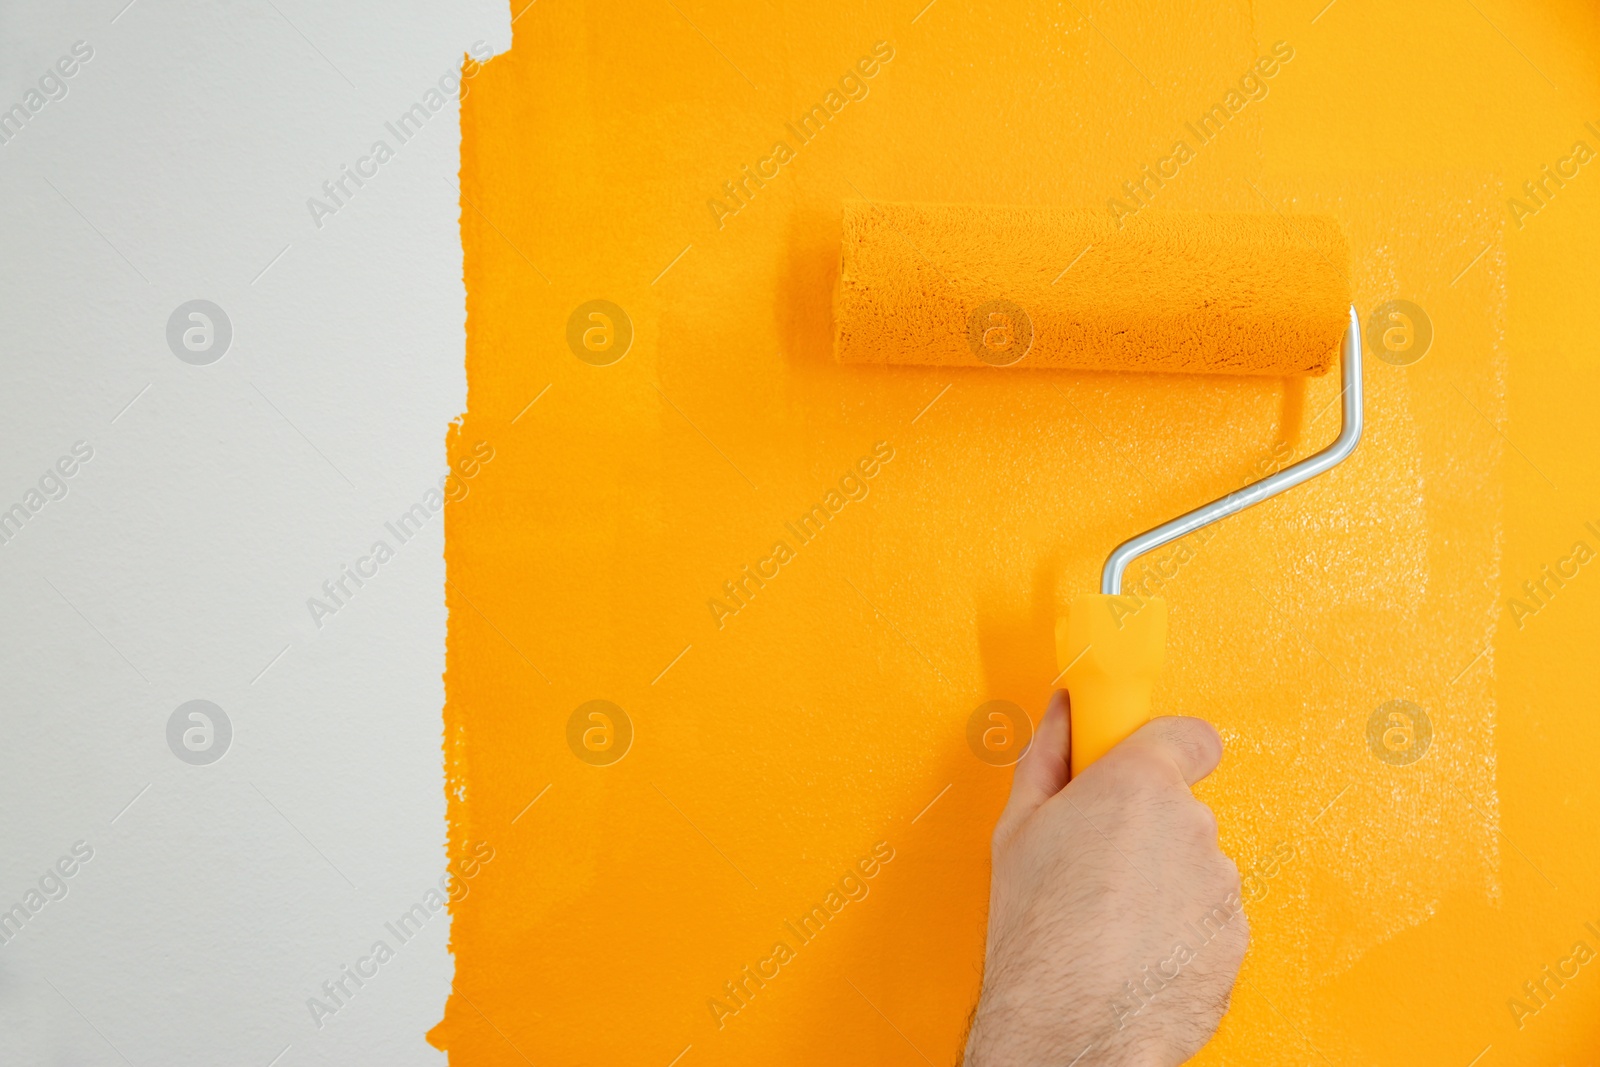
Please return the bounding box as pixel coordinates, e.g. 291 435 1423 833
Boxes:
834 203 1351 372
439 1 1600 1064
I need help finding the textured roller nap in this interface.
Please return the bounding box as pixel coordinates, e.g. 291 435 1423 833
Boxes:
832 203 1350 375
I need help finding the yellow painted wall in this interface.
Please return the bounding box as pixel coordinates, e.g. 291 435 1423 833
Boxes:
435 1 1600 1063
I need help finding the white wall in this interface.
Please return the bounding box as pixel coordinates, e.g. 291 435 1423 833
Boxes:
0 1 507 1062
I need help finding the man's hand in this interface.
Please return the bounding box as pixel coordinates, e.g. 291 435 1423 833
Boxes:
963 693 1248 1066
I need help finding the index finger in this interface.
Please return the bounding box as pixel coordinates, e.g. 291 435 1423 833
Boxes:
1115 715 1223 786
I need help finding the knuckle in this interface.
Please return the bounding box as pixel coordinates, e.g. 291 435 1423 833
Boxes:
1092 748 1169 800
1188 800 1219 841
1108 743 1185 789
1199 855 1243 907
1100 740 1157 774
1219 854 1243 892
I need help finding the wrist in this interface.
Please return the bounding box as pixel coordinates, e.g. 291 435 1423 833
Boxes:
964 1002 1166 1067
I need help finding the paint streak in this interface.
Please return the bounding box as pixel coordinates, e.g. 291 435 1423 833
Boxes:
437 1 1600 1063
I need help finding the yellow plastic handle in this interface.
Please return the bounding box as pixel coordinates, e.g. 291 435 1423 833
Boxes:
1057 595 1168 777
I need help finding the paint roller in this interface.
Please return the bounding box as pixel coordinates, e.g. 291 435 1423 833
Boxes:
833 202 1363 776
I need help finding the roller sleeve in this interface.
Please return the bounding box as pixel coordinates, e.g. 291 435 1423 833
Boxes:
832 202 1350 375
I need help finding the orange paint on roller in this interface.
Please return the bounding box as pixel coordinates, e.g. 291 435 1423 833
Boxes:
833 202 1351 374
835 201 1361 771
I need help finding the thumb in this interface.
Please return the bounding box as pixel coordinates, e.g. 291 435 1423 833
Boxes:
993 690 1070 846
